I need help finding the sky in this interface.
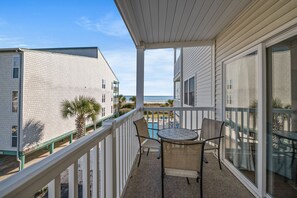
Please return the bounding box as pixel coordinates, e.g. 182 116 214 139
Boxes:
0 0 173 96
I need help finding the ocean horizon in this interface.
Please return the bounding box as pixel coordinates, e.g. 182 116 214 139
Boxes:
125 95 173 103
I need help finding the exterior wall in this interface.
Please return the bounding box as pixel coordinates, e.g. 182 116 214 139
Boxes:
0 53 20 151
37 47 98 58
215 0 297 120
183 46 212 107
21 49 117 151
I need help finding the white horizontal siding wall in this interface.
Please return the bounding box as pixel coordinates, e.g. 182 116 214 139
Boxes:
0 53 20 151
215 0 297 120
21 50 117 151
39 48 98 58
183 46 212 107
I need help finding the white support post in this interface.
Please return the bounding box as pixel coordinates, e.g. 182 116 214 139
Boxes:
69 162 78 198
136 47 145 109
92 145 100 198
82 152 90 198
48 175 61 198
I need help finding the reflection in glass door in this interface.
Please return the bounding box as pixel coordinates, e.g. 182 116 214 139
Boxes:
225 51 258 186
267 35 297 197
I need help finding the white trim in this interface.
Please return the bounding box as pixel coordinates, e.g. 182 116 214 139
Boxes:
222 45 261 197
265 24 297 47
257 43 266 197
143 40 214 49
211 42 216 107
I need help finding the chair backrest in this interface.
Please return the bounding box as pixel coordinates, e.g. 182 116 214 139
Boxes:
133 117 149 144
200 118 224 145
162 140 204 174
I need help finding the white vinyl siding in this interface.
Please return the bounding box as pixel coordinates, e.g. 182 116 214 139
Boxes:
183 46 212 107
0 53 20 151
215 0 297 120
21 49 117 151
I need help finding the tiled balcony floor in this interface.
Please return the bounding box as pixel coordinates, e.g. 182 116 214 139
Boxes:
124 152 254 198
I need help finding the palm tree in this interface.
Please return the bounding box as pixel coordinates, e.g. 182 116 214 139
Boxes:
118 94 126 108
166 99 174 107
61 96 101 139
129 96 136 108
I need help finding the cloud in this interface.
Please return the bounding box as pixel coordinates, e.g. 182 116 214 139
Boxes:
0 35 28 48
76 14 129 37
102 48 173 96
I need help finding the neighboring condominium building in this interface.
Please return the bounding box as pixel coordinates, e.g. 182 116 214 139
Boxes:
0 47 118 159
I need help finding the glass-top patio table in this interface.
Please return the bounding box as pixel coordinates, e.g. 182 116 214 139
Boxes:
157 128 198 141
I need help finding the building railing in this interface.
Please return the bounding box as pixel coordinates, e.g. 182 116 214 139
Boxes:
0 108 142 198
144 107 215 138
0 106 216 197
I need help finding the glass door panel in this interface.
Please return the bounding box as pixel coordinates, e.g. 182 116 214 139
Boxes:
225 51 258 186
266 35 297 197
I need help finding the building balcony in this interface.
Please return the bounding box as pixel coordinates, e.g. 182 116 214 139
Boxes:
0 107 252 198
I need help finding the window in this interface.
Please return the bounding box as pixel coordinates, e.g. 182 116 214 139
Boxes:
102 79 106 89
12 91 18 112
111 97 113 102
184 80 188 105
11 126 17 147
189 77 194 106
184 77 195 106
13 68 19 78
174 81 180 100
102 107 105 117
12 56 20 79
102 94 105 103
227 80 233 89
111 106 113 113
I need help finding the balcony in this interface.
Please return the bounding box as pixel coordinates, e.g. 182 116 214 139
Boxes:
0 107 254 197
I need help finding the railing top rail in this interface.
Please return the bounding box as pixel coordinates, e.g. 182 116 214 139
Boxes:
0 108 140 197
225 107 293 113
143 107 215 111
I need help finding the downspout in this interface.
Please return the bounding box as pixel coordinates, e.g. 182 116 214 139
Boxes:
16 49 24 170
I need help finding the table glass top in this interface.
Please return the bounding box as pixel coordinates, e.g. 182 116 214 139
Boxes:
158 128 198 141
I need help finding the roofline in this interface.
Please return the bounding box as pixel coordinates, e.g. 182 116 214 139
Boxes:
31 46 99 51
114 0 139 47
0 48 24 52
97 48 119 82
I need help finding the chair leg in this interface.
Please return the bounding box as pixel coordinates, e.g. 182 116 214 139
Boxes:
200 177 203 198
147 148 150 156
186 177 190 185
218 148 222 170
162 172 164 198
138 148 142 167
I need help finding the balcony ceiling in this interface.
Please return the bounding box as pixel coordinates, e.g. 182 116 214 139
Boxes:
115 0 253 49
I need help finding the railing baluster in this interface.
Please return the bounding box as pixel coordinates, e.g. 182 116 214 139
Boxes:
48 175 61 198
196 110 198 130
163 111 165 129
69 161 78 198
185 110 187 129
190 110 193 130
92 144 99 198
82 152 90 198
152 110 155 138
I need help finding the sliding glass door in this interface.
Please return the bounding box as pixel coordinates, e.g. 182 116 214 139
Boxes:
266 35 297 197
224 50 259 186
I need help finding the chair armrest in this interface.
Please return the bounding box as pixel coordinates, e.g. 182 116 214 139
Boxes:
205 136 224 142
148 128 160 131
136 135 161 144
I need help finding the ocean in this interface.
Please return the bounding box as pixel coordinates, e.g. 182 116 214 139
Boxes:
125 96 173 103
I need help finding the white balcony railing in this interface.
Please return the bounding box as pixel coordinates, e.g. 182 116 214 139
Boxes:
0 108 142 198
0 106 215 198
144 107 215 139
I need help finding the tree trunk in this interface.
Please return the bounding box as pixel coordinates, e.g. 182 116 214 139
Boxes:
75 116 86 139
